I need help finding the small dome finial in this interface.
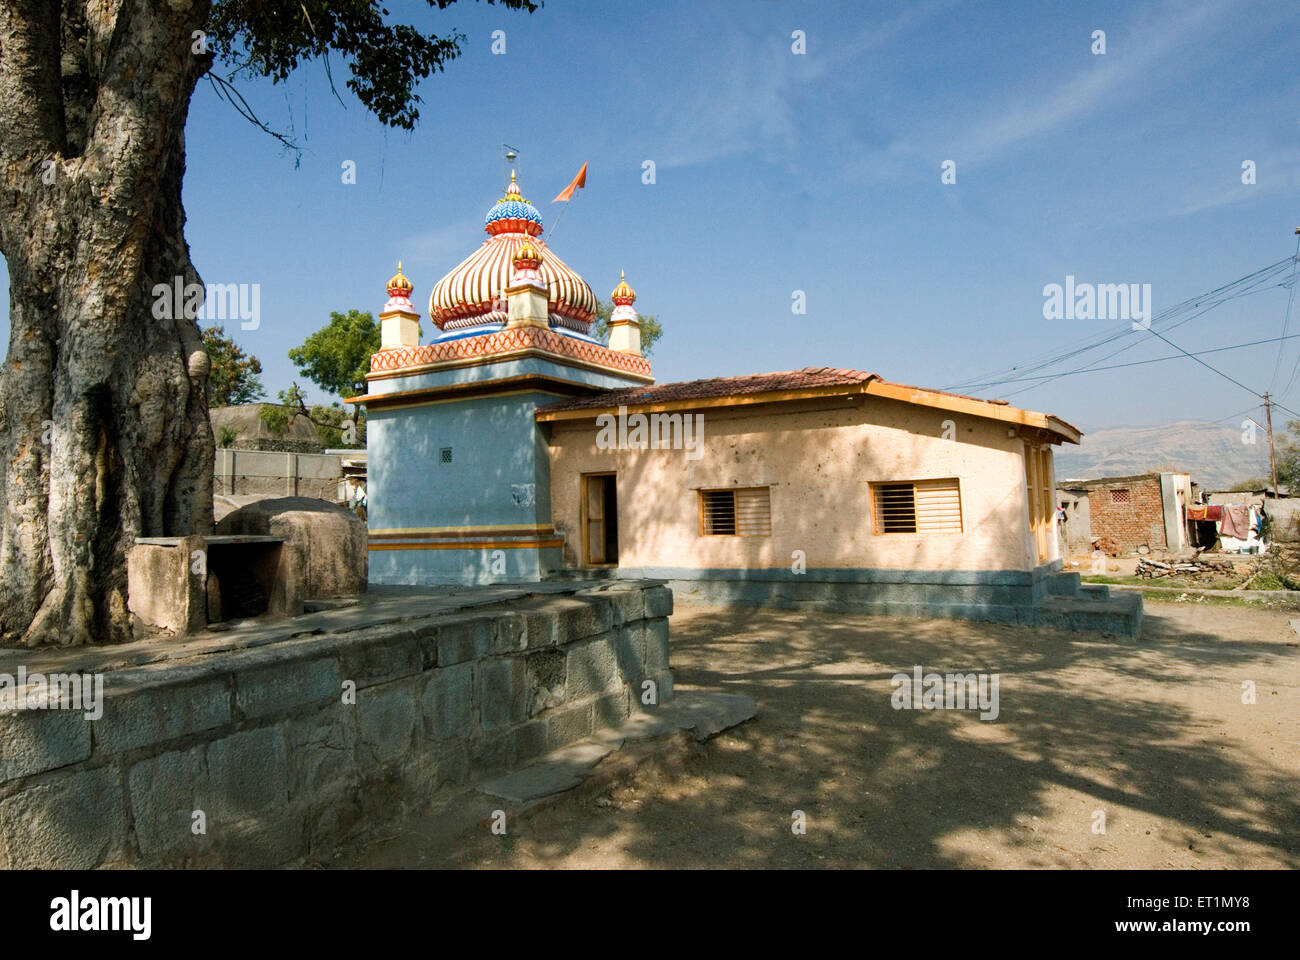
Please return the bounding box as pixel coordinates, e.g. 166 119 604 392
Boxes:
513 235 543 267
387 261 413 297
611 270 636 305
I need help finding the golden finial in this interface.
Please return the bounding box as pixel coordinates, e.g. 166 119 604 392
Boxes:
387 260 412 294
611 269 636 304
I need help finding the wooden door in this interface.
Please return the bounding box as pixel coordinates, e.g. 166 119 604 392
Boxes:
1025 444 1052 563
585 475 606 564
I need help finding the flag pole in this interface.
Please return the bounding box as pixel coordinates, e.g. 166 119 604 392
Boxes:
547 162 588 245
547 195 574 245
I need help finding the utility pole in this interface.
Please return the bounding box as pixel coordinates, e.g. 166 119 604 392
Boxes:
1265 391 1279 501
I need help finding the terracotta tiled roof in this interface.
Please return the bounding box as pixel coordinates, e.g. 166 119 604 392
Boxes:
535 366 1082 442
538 367 879 413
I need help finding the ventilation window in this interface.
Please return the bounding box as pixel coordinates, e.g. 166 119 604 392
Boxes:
439 447 453 464
1110 488 1130 503
873 479 962 534
699 487 771 537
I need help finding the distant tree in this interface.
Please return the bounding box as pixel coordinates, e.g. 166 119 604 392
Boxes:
288 310 382 399
259 384 365 449
203 326 264 407
1229 478 1271 492
1275 420 1300 490
592 300 663 355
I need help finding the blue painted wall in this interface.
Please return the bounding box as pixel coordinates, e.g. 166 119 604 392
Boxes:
366 352 646 586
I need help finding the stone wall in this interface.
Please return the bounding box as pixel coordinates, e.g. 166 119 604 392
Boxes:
213 448 345 501
0 582 672 868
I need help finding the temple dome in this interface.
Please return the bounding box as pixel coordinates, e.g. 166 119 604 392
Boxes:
430 171 598 335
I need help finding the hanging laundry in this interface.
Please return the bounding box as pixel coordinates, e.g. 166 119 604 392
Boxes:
1186 504 1223 522
1221 503 1251 540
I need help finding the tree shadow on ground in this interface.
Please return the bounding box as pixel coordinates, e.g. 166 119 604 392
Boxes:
455 601 1299 869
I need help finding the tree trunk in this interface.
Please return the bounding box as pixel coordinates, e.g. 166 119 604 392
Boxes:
0 0 215 645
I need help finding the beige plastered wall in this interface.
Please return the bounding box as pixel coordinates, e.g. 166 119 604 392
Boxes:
546 395 1056 574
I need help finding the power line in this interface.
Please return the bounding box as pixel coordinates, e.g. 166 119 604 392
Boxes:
1272 232 1300 399
957 332 1300 390
944 255 1300 395
1144 328 1261 398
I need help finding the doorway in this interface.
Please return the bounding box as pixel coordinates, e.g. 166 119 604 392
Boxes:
582 473 619 566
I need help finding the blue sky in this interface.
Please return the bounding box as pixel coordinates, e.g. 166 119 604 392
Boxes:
3 0 1299 433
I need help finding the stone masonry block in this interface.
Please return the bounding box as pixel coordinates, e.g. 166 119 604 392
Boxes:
519 603 560 649
436 618 495 665
339 630 422 689
592 690 630 729
420 662 473 742
654 670 675 704
544 700 593 751
95 678 231 753
236 655 342 720
565 634 618 702
644 585 674 619
557 598 614 645
613 622 647 684
128 746 204 861
214 808 308 869
357 681 417 765
0 709 92 785
631 671 674 711
511 719 548 764
206 724 291 822
525 649 566 716
477 657 528 730
492 612 527 654
645 618 670 673
518 596 613 649
289 703 355 798
0 765 126 869
469 729 514 774
579 586 644 625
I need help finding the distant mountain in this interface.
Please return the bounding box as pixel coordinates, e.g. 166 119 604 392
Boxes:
1054 420 1273 491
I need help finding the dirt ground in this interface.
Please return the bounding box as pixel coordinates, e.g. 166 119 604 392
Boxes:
368 600 1300 869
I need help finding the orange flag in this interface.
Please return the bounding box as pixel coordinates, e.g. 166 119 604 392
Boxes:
552 162 587 203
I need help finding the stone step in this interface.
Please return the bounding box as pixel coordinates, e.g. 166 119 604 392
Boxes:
1079 582 1111 600
478 692 758 804
1032 591 1142 638
548 568 619 582
1043 571 1082 597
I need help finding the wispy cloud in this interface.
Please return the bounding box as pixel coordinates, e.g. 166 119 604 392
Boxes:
396 216 483 271
941 0 1235 168
649 2 955 171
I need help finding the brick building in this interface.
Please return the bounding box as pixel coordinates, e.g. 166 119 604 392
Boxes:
1057 472 1191 556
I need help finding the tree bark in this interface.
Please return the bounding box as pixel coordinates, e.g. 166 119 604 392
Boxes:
0 0 215 645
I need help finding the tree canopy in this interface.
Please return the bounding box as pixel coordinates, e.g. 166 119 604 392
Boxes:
203 325 265 406
592 300 663 355
288 309 382 399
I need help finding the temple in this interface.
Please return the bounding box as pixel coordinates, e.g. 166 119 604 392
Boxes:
348 169 1140 634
